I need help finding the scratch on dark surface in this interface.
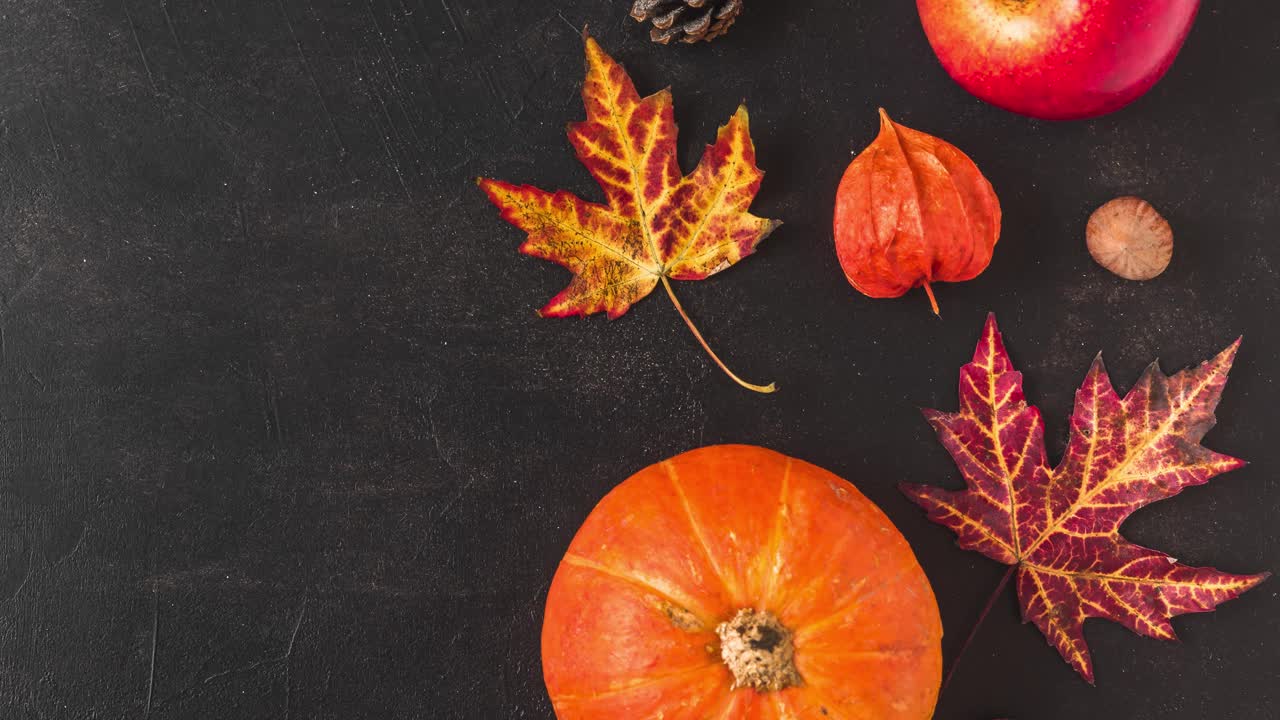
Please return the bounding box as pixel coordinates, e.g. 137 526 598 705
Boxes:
54 522 89 566
157 91 239 133
144 465 166 717
362 3 395 66
238 202 261 292
364 63 400 138
443 139 477 173
438 0 464 42
363 2 427 148
261 368 284 443
144 580 158 717
378 126 412 202
277 0 347 155
366 81 412 202
555 11 578 34
433 187 464 219
313 177 362 197
282 594 307 719
425 395 455 472
284 594 308 660
200 656 275 685
36 98 61 161
481 66 516 122
198 592 308 712
24 368 45 390
2 261 49 315
123 1 158 92
160 0 185 62
4 543 34 603
430 478 478 523
391 0 434 68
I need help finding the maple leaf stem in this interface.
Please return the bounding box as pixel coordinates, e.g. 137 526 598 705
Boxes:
940 564 1015 696
922 281 940 316
660 275 777 394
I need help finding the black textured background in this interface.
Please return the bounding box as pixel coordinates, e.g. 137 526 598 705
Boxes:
0 1 1276 718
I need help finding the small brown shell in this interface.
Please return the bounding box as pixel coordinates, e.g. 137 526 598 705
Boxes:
1086 196 1174 281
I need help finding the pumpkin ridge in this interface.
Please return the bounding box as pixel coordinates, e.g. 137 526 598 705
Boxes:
709 691 743 720
793 564 914 641
561 552 715 628
663 460 742 603
758 457 794 608
807 645 932 659
772 523 860 620
552 661 722 703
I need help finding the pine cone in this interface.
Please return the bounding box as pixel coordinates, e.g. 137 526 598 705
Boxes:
630 0 744 45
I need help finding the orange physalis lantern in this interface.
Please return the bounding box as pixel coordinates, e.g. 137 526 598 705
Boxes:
833 110 1001 314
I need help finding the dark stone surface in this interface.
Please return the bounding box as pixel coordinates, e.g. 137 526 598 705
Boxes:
0 1 1275 718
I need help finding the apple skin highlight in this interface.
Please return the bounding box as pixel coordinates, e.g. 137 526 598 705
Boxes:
917 0 1200 120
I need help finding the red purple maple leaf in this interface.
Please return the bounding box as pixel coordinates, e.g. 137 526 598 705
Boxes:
903 314 1268 682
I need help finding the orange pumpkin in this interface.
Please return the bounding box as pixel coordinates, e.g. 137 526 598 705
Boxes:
542 445 942 719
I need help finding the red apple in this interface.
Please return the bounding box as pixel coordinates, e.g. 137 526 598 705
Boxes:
917 0 1200 120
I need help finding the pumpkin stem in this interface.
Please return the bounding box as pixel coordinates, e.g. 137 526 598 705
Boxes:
922 280 940 316
715 608 801 693
660 276 777 394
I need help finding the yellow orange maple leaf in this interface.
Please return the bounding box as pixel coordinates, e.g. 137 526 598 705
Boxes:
478 35 780 393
